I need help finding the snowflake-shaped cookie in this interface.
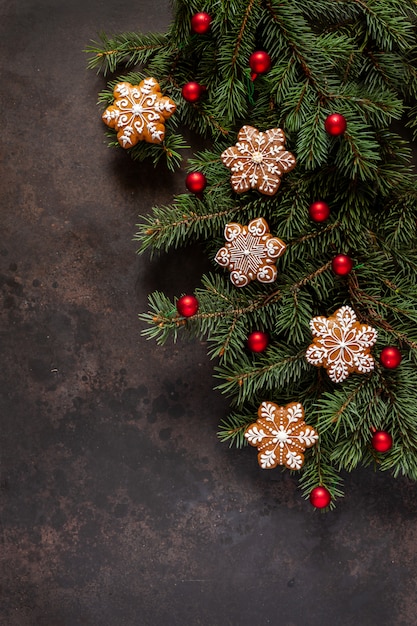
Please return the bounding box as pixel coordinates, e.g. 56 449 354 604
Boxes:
221 125 296 195
215 218 286 287
305 305 378 383
102 78 176 148
245 401 318 470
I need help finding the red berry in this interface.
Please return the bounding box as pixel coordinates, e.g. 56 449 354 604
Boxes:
309 201 330 223
182 82 204 103
380 346 402 369
332 254 353 276
191 12 212 34
185 172 207 194
309 486 331 509
176 295 199 317
247 331 269 353
248 51 271 75
324 113 347 136
371 430 393 453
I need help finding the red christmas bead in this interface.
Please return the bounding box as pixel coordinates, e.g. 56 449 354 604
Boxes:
249 51 271 79
332 253 353 276
185 172 207 194
176 295 199 317
191 12 212 34
247 331 269 353
371 430 393 453
324 113 347 136
182 81 204 103
380 346 402 369
309 201 330 223
309 486 331 509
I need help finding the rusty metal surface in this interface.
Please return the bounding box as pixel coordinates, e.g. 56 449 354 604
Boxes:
1 1 417 625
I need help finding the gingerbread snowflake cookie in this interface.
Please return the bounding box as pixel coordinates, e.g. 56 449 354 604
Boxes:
221 125 296 195
245 401 318 470
306 305 378 383
215 218 286 287
102 78 176 148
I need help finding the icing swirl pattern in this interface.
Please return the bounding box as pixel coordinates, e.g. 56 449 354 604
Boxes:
245 401 318 470
215 218 286 287
221 125 296 195
102 78 176 148
306 305 378 383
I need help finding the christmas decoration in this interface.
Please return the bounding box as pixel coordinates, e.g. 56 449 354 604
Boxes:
176 294 199 317
221 125 296 195
89 0 417 509
248 50 272 79
102 79 176 147
181 81 204 103
308 201 330 223
371 430 393 453
309 487 332 509
185 171 207 194
324 113 347 136
190 12 212 34
331 253 353 276
306 306 378 383
247 331 269 353
245 401 318 470
215 218 286 287
380 346 402 369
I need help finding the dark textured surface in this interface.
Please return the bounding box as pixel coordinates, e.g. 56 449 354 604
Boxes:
1 2 417 625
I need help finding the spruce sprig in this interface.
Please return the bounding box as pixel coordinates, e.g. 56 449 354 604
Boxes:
90 0 417 506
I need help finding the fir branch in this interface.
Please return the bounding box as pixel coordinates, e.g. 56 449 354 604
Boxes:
198 278 282 362
140 291 185 345
215 348 309 406
317 376 371 434
231 0 258 70
140 273 283 358
264 3 327 91
352 0 416 52
135 197 241 254
90 0 417 507
291 260 333 289
85 32 169 75
298 450 345 508
348 274 417 350
218 410 254 448
290 222 341 248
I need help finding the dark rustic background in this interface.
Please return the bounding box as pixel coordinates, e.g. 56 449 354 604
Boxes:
1 1 417 624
